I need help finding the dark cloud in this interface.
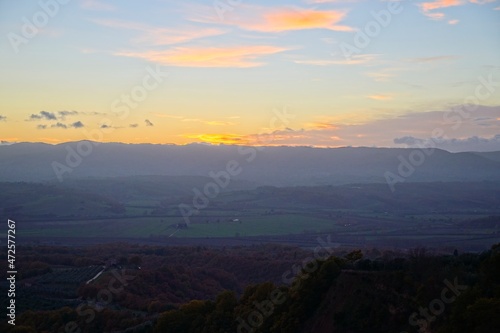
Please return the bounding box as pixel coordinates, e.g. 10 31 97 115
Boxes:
393 136 425 145
394 134 500 152
40 120 85 129
145 119 154 126
0 115 6 121
29 111 57 121
130 123 139 128
58 110 78 116
100 123 124 130
51 122 67 129
28 110 105 122
58 110 79 119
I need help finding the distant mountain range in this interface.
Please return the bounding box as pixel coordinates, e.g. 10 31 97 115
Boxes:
1 141 499 186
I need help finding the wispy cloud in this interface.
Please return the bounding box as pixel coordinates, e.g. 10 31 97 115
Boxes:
469 0 497 4
418 0 497 20
37 121 85 129
150 113 236 126
305 122 339 130
259 7 353 32
92 19 226 46
191 4 353 32
182 118 235 126
27 110 101 122
0 115 6 121
294 54 378 66
406 55 458 63
192 105 500 150
51 122 68 129
305 0 355 3
365 67 405 82
394 134 500 152
116 45 289 68
185 133 248 145
145 119 154 126
150 113 183 119
367 94 393 101
58 110 79 120
418 0 464 20
205 120 235 126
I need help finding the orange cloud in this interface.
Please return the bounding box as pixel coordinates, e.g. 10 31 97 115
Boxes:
181 118 235 126
420 0 463 12
260 8 353 32
178 107 500 148
205 121 235 126
186 134 248 145
418 0 495 20
366 72 395 82
418 0 463 19
190 4 352 32
115 45 288 68
184 130 312 146
306 122 338 130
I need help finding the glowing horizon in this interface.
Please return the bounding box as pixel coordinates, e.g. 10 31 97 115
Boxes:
0 0 499 151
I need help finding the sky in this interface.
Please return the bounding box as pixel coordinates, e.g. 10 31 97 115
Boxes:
0 0 499 151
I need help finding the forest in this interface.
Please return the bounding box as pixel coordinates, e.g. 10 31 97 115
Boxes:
1 242 499 333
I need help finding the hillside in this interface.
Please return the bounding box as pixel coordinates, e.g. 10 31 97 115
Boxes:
4 243 498 333
1 142 500 186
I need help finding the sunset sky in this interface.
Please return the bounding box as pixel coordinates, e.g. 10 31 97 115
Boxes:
1 0 499 151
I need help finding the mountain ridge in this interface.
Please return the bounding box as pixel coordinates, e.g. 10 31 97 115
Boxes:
1 141 499 186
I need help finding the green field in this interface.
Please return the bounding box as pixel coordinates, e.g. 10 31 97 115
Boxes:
17 214 340 238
